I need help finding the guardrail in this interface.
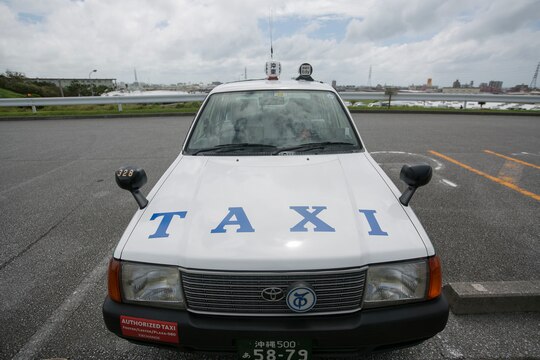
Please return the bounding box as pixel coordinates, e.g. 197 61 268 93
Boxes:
0 94 208 113
1 92 539 113
339 92 540 103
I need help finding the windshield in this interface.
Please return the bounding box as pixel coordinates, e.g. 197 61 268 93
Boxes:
184 90 362 155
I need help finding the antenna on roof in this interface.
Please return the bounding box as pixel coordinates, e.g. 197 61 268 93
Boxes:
265 5 281 80
269 7 274 59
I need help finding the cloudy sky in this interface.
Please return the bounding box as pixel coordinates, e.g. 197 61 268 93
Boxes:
1 0 539 87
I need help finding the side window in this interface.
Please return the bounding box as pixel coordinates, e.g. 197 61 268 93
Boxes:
189 96 220 148
313 92 354 142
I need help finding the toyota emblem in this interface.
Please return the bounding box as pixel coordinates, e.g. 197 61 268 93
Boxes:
261 287 285 302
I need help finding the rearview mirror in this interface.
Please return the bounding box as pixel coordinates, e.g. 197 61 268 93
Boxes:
399 164 432 206
115 166 148 209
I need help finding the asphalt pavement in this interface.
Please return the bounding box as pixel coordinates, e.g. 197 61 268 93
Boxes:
0 114 538 359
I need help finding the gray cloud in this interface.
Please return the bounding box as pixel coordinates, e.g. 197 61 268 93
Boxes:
0 0 538 87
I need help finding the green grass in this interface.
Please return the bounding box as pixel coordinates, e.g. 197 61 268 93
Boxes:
0 88 25 98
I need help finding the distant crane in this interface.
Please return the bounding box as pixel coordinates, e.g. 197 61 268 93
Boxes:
531 61 539 89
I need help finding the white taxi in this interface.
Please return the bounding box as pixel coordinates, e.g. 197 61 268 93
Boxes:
103 62 448 358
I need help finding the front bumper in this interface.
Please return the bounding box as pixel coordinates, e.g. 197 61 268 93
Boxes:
103 295 448 355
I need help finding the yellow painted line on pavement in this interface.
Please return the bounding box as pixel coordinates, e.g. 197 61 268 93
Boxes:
429 150 540 202
483 150 540 170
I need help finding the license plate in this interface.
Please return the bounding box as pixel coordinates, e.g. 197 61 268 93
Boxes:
237 339 312 360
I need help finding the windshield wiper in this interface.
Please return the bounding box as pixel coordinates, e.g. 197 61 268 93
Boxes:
191 143 277 155
273 142 356 155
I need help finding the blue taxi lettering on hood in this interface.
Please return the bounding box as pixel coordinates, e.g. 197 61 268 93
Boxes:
148 207 388 238
359 209 388 236
290 206 335 232
149 211 187 238
211 207 255 233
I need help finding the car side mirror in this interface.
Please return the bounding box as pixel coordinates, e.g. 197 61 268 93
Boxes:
115 166 149 209
399 164 432 206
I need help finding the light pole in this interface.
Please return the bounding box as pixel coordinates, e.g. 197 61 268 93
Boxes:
89 69 97 96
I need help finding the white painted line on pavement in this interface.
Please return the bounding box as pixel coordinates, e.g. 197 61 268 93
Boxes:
511 152 539 157
12 251 112 360
441 179 458 187
0 160 78 197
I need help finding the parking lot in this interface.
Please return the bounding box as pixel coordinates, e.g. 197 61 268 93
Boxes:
0 113 538 359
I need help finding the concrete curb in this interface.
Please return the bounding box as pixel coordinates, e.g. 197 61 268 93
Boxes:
443 281 540 315
348 109 540 116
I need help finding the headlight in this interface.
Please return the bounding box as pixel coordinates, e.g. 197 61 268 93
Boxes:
363 259 428 308
121 262 185 309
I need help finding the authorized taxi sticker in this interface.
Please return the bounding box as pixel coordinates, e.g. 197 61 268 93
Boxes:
120 316 179 344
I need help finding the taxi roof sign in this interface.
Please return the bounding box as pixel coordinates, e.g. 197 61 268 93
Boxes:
265 61 281 80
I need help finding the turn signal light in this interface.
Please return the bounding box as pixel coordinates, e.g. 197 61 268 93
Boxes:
108 258 122 303
427 255 442 300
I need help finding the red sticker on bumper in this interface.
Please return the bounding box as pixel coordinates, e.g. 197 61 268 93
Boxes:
120 315 179 344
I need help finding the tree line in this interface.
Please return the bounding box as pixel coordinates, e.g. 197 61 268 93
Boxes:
0 71 113 97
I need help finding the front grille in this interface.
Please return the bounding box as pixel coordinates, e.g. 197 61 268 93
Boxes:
181 268 367 316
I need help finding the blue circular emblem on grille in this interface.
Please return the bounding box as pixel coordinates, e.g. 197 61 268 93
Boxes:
286 284 317 313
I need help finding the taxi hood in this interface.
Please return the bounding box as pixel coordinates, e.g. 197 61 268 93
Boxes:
116 154 430 271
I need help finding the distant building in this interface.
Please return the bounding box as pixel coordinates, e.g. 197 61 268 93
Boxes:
331 80 337 89
489 80 503 89
480 81 503 93
452 79 461 88
426 78 432 88
508 84 530 93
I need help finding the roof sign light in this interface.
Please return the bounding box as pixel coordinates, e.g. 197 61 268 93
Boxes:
297 63 314 81
265 61 281 80
299 63 312 76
